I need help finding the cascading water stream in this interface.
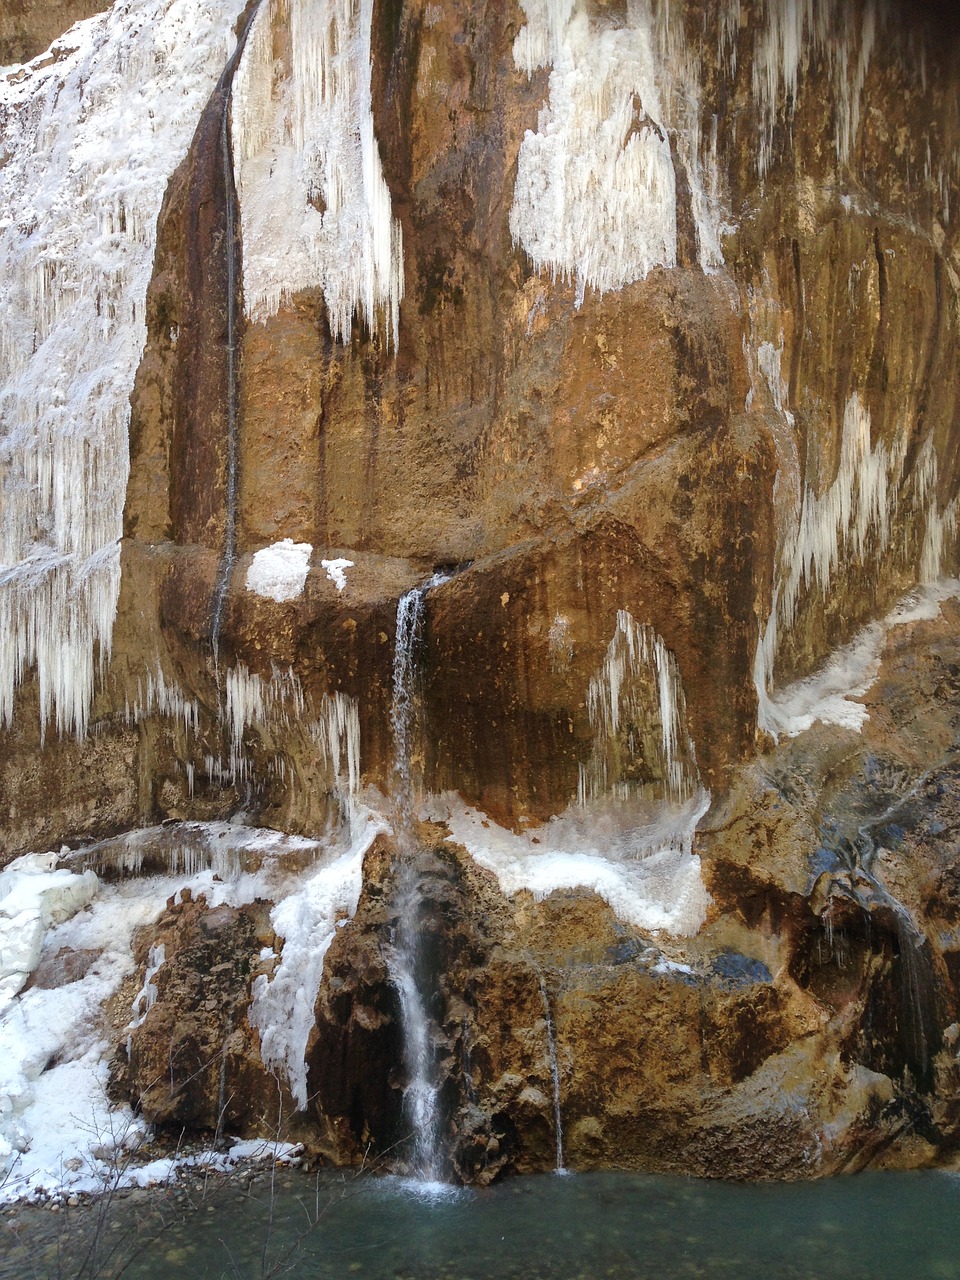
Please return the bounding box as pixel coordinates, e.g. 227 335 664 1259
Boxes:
387 572 451 1181
536 972 566 1175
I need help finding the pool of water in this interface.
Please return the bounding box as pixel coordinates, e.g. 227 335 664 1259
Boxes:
3 1166 959 1279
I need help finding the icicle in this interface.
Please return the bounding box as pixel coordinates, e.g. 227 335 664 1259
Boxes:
580 609 698 808
751 0 879 177
231 0 404 346
0 0 245 738
510 2 678 304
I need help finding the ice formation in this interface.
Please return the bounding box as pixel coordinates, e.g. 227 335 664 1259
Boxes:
250 807 388 1108
245 539 313 602
758 579 960 739
0 854 98 1006
752 0 879 176
440 792 711 937
224 662 360 791
755 389 958 729
126 663 200 738
0 825 337 1201
0 0 245 739
231 0 404 345
511 1 678 305
578 610 699 807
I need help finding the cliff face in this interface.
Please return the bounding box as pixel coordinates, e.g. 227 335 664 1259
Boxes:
2 0 960 1186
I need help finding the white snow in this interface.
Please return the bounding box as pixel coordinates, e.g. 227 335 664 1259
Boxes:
0 855 99 1006
245 539 313 603
0 0 246 738
231 0 404 345
0 823 346 1203
758 579 960 739
439 790 711 937
321 557 354 593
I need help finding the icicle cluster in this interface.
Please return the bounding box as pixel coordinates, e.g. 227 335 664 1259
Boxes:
126 663 200 739
0 0 244 739
511 2 677 306
231 0 404 346
578 609 698 808
752 0 877 176
510 0 732 305
224 662 360 792
755 391 958 733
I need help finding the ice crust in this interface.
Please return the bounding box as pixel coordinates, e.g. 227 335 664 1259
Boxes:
439 791 712 937
758 579 960 739
0 0 245 739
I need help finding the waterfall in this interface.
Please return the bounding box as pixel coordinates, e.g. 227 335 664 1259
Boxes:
388 573 450 1181
392 865 441 1182
390 573 450 829
536 972 566 1175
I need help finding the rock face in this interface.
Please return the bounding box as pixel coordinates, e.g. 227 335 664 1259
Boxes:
0 0 108 66
2 0 960 1186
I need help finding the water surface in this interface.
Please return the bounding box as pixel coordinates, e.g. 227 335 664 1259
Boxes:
4 1167 958 1279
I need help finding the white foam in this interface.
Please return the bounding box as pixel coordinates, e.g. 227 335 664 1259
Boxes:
246 539 312 603
231 0 404 345
0 0 245 739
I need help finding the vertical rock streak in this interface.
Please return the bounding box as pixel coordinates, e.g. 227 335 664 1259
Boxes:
0 0 245 739
231 0 404 346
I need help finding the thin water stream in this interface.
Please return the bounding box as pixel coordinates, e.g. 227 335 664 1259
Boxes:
388 572 452 1181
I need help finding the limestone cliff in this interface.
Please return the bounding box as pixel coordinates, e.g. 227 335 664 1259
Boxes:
1 0 960 1187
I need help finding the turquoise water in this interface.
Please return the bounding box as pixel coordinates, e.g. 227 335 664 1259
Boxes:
4 1167 959 1279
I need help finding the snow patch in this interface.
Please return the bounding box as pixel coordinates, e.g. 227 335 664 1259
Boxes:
321 557 354 592
0 854 99 1006
0 824 338 1203
245 539 312 603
